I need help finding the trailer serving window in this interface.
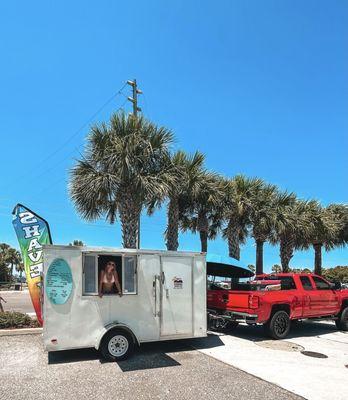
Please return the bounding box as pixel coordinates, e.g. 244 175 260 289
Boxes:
82 254 137 295
83 254 98 295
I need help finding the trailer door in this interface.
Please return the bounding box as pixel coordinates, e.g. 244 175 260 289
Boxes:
160 256 193 337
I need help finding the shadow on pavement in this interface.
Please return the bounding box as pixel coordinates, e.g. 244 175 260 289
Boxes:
48 347 100 364
218 320 341 342
48 337 225 371
48 344 182 371
189 333 226 349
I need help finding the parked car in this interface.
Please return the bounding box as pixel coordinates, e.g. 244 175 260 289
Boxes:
207 273 348 339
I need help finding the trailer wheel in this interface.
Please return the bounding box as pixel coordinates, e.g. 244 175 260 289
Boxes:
264 310 290 339
335 307 348 331
100 329 134 361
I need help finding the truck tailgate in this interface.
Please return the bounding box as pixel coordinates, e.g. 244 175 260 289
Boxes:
227 291 250 308
207 290 255 310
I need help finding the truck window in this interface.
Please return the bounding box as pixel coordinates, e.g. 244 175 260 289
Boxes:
312 276 331 290
250 276 296 290
300 276 313 290
280 277 296 290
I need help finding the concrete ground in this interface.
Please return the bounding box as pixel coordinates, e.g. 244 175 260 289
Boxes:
195 321 348 400
0 334 301 400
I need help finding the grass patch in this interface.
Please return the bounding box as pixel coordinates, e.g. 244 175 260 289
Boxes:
0 312 40 329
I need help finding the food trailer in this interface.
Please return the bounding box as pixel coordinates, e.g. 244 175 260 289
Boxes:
42 245 207 360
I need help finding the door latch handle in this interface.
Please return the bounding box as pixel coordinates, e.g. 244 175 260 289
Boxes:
153 275 160 317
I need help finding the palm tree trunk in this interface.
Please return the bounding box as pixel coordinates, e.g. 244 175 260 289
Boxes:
166 197 179 251
313 243 322 275
256 240 264 275
226 219 240 260
200 231 208 252
197 210 209 253
119 189 141 249
280 235 294 272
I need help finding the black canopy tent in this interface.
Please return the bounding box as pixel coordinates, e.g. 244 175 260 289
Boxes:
206 254 254 279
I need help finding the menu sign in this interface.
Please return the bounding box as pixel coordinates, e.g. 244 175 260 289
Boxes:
46 258 73 305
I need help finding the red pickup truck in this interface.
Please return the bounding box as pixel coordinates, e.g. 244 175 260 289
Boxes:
207 273 348 339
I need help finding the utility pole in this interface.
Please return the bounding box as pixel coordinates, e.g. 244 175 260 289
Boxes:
127 79 142 116
126 79 142 249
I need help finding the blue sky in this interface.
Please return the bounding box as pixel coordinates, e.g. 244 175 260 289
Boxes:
0 0 347 271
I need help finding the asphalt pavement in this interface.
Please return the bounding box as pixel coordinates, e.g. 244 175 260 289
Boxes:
1 291 347 399
0 334 302 400
1 289 34 314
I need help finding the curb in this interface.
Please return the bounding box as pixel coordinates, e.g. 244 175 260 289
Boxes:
0 328 43 337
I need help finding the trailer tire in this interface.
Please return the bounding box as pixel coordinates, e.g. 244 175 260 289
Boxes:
264 310 290 340
100 329 134 361
335 307 348 331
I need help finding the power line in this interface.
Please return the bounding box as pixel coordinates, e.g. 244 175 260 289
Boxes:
32 97 129 195
38 82 128 165
6 82 128 194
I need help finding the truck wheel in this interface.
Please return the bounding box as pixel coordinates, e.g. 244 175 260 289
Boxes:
264 310 290 339
100 329 134 361
335 307 348 331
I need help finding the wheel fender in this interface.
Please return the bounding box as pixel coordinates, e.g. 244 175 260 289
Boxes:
267 303 291 321
95 322 140 350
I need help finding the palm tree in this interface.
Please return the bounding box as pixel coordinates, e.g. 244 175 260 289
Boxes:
7 248 21 281
248 182 279 275
326 204 348 247
0 244 21 282
163 150 205 251
272 264 282 273
69 112 175 248
298 202 344 275
179 173 224 252
222 175 264 260
270 196 312 272
69 240 85 246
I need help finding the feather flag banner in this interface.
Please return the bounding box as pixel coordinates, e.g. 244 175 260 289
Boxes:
12 204 52 325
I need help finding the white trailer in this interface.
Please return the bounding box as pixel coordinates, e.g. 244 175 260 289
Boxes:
42 245 207 360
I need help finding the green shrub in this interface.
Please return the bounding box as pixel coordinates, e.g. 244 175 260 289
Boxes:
0 311 40 329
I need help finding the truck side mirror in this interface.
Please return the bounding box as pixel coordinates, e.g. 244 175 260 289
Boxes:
330 282 341 290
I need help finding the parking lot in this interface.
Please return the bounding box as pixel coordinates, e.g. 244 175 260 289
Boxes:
0 334 301 400
1 291 347 400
